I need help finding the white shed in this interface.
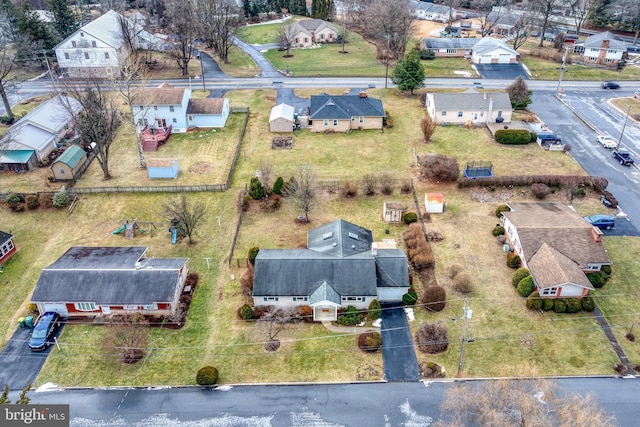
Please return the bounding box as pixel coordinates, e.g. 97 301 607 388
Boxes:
383 201 404 223
269 103 295 133
425 193 444 213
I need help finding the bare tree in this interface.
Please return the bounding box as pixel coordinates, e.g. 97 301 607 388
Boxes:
162 193 207 244
166 0 197 76
278 24 295 57
281 164 318 222
571 0 593 36
357 0 414 61
103 313 149 364
259 161 273 193
196 0 243 63
474 0 505 37
531 0 563 47
420 114 436 143
0 14 21 123
258 306 300 351
508 11 535 50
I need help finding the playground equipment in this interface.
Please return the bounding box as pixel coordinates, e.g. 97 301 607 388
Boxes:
463 161 494 178
112 225 126 235
169 226 178 244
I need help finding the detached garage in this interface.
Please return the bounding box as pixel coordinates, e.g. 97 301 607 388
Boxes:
471 37 519 64
269 103 295 133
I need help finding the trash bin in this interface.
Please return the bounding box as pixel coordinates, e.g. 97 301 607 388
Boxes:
24 316 34 328
18 317 25 328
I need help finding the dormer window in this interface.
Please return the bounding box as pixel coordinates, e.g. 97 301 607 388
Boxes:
92 41 97 48
72 41 76 47
80 32 84 37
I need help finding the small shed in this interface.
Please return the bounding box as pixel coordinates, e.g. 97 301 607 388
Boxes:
0 230 16 265
425 193 444 213
0 150 37 172
383 201 405 223
147 158 179 179
50 145 87 181
269 103 295 133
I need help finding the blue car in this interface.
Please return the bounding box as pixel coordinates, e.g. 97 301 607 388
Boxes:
583 215 615 230
29 312 62 351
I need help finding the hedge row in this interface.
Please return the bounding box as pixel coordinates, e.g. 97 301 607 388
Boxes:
526 292 595 313
403 223 435 271
494 129 535 144
457 175 608 191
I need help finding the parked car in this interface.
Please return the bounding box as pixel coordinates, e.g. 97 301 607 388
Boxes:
583 214 615 230
596 134 617 149
601 81 620 89
28 312 62 351
613 150 634 165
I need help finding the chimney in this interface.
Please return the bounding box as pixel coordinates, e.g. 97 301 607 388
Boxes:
371 242 378 256
602 39 609 49
359 91 367 98
591 226 603 243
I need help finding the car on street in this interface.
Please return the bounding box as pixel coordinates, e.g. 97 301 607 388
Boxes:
28 312 62 351
612 150 634 165
601 81 620 89
596 134 617 149
583 214 615 230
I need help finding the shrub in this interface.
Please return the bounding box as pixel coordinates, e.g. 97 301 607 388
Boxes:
39 193 53 209
403 223 435 271
495 205 510 218
447 264 463 279
247 246 260 265
531 183 551 199
565 298 582 313
419 154 459 182
419 49 435 60
240 304 253 320
342 181 358 198
542 298 554 311
403 212 418 224
260 195 281 212
400 180 412 194
416 321 449 354
512 268 530 287
526 291 543 310
379 174 395 195
601 265 612 275
298 305 313 322
362 174 378 196
494 129 533 144
5 193 21 208
358 332 382 352
587 271 609 289
25 194 39 210
196 366 219 386
422 285 446 312
517 276 535 297
368 299 381 320
249 177 265 200
52 190 71 208
402 290 418 306
12 203 25 212
506 252 521 268
452 271 473 294
553 298 567 313
272 176 284 195
581 296 595 312
492 225 505 236
337 306 363 326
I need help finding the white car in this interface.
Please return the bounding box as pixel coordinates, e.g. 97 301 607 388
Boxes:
596 135 617 149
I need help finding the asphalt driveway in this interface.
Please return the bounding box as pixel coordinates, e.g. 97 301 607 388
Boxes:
474 64 529 80
276 89 309 116
380 304 420 382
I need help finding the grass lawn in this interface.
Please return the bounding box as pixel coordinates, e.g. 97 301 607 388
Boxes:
204 46 261 78
422 58 478 78
609 97 640 121
521 56 640 81
146 52 201 80
236 16 303 45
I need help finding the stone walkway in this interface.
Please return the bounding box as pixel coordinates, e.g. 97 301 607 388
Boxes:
321 322 378 334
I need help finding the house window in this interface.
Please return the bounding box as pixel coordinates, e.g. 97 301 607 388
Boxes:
137 119 143 126
75 302 97 311
341 296 365 302
170 106 175 112
292 297 308 301
7 241 13 250
588 57 597 61
123 305 138 310
351 116 355 122
104 52 109 59
457 111 463 117
605 58 613 63
84 52 89 59
188 115 193 121
304 37 308 43
446 49 456 54
295 38 299 43
333 119 338 126
323 120 328 127
139 106 143 111
540 287 558 296
264 297 279 301
359 116 364 123
480 111 484 117
607 49 615 54
441 111 446 116
80 32 84 37
154 106 158 110
320 34 325 40
172 118 177 123
59 169 65 174
92 41 97 48
64 53 70 60
141 303 158 310
72 41 76 47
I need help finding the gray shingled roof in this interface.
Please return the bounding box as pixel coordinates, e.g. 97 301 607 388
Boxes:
422 38 478 50
579 31 627 50
430 92 512 111
310 94 385 120
472 37 517 55
0 230 13 246
307 218 373 258
310 281 341 305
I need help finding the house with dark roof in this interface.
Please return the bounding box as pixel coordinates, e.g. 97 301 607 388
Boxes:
483 12 523 36
31 246 189 318
286 19 338 48
50 144 87 181
425 92 512 124
573 31 627 66
501 203 610 298
252 219 410 321
309 92 385 132
0 231 16 266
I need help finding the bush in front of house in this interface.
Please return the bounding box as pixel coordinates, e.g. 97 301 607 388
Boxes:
492 225 505 236
247 246 260 265
337 306 363 326
416 321 449 354
240 304 253 320
52 190 71 208
601 265 612 275
542 298 554 311
531 183 551 199
553 298 567 313
587 271 609 289
496 204 510 218
512 268 530 288
526 291 543 310
506 252 521 268
403 223 435 271
358 332 382 352
581 296 595 312
298 305 314 322
422 285 446 312
368 299 381 320
494 129 533 145
402 290 418 306
272 176 284 195
196 366 219 387
403 212 418 224
517 276 535 297
565 298 582 313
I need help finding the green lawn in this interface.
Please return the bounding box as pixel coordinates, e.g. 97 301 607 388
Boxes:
521 56 640 81
422 58 478 78
236 16 305 45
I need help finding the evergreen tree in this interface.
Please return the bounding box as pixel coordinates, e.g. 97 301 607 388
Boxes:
17 4 56 50
289 0 307 16
243 0 251 18
391 47 425 95
311 0 333 20
49 0 79 40
506 76 532 109
588 0 613 27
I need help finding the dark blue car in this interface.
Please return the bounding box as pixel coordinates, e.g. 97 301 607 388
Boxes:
29 312 62 351
583 215 615 230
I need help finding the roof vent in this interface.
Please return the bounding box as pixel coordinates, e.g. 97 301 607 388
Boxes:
332 242 337 247
323 232 333 240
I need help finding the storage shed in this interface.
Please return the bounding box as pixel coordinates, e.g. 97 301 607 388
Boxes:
50 145 87 181
383 201 405 223
269 103 295 132
147 158 179 179
425 193 444 213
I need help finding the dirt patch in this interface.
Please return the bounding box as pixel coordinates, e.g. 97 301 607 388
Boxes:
272 136 293 149
189 162 213 174
356 363 384 381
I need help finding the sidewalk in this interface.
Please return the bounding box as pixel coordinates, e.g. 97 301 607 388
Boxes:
321 321 378 334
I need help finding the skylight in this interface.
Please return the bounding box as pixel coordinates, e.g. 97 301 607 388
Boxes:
348 232 358 240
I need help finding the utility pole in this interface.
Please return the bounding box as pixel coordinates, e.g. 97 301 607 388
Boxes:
385 34 390 89
457 298 472 377
555 46 569 98
616 105 631 151
197 53 205 91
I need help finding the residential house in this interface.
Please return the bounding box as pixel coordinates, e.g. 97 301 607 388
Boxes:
573 31 627 67
252 219 410 321
422 38 478 58
31 246 189 318
50 144 87 181
286 19 338 48
309 92 385 132
409 0 455 23
483 12 523 36
0 230 16 266
424 92 512 124
54 10 162 78
0 95 82 172
186 98 230 128
470 37 519 64
501 203 610 298
269 103 295 132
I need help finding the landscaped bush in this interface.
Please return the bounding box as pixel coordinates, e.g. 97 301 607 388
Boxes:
342 181 358 198
402 212 418 224
452 271 473 294
400 180 412 194
249 177 265 200
494 129 534 144
415 321 449 354
553 298 567 313
362 174 378 196
531 183 551 199
25 195 39 210
272 176 284 195
39 193 53 209
601 265 612 275
581 296 595 312
402 290 418 306
5 193 22 209
419 361 446 378
495 204 510 218
52 190 71 208
422 285 446 312
337 306 363 326
512 268 530 287
298 305 314 322
260 195 281 212
247 247 260 265
403 223 435 271
457 175 608 191
517 276 535 297
526 291 543 310
565 298 582 313
368 299 381 320
601 191 618 209
196 366 219 387
419 154 459 182
358 332 382 352
587 271 609 289
506 252 521 268
379 174 394 195
492 225 505 236
240 304 253 320
542 298 554 311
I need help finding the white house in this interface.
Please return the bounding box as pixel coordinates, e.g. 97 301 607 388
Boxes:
470 37 519 64
55 10 162 78
425 92 512 125
409 0 455 22
573 31 627 67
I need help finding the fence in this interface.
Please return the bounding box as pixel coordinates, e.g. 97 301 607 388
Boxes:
227 187 248 267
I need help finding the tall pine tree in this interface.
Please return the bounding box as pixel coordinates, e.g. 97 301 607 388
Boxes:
391 47 425 95
311 0 333 20
289 0 307 16
48 0 79 40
